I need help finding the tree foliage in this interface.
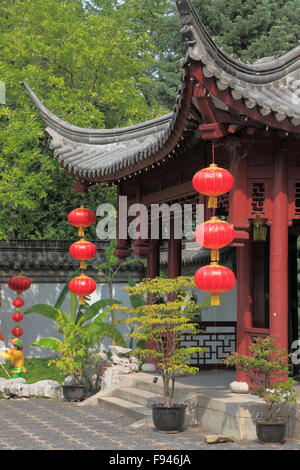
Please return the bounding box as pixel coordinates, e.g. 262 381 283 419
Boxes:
0 0 163 239
1 0 300 239
123 276 210 407
225 336 296 419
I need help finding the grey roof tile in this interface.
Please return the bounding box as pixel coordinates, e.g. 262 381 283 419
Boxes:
176 0 300 126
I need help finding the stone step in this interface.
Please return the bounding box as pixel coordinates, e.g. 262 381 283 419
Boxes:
132 377 187 401
115 386 162 407
133 378 164 395
98 395 151 421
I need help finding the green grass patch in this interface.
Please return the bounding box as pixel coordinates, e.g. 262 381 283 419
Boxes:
0 358 64 385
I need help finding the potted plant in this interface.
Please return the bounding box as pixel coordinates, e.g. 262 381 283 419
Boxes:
24 272 127 400
123 276 209 432
225 336 297 443
49 315 92 401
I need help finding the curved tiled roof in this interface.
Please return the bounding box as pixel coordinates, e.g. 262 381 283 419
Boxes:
23 0 300 184
22 67 200 183
176 0 300 127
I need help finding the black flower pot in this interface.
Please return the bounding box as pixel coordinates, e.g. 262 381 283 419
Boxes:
62 384 87 402
256 419 286 444
152 404 186 432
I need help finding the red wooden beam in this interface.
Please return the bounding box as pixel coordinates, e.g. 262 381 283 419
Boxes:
191 61 300 136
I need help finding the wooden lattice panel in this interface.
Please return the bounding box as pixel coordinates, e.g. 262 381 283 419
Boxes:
180 322 236 370
295 182 300 216
251 182 266 215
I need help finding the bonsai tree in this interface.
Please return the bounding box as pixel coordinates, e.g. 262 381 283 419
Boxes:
123 276 210 407
225 336 297 420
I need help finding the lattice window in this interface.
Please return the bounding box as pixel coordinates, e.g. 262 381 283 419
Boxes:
251 182 265 215
295 183 300 216
180 322 236 369
215 193 229 219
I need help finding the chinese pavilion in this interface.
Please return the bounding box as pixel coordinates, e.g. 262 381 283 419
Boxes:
23 0 300 381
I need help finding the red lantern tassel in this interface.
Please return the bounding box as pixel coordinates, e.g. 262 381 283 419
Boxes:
211 294 220 306
211 249 220 262
208 196 218 209
80 260 87 270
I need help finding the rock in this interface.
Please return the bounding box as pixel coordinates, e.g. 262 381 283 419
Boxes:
98 351 108 361
2 379 63 399
141 363 156 373
111 354 130 366
101 365 131 391
230 381 249 394
100 360 113 376
0 378 26 398
109 345 132 357
62 375 89 387
0 378 26 393
85 363 102 392
205 434 234 444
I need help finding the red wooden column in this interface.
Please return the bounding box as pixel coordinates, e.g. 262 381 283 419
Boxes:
168 216 182 278
145 239 160 367
147 239 160 279
269 148 288 355
114 182 130 261
236 238 253 382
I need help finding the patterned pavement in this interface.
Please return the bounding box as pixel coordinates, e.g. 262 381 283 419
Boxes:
0 398 300 452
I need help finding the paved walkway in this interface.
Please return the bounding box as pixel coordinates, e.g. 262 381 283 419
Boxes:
0 398 300 451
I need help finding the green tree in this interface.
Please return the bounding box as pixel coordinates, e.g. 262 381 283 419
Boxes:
123 276 210 406
0 0 163 239
107 0 300 110
191 0 300 62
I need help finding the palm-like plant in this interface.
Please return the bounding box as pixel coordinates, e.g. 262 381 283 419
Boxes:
24 270 126 354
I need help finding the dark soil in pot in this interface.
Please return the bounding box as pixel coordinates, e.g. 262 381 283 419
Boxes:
256 418 286 444
62 384 87 402
152 404 186 432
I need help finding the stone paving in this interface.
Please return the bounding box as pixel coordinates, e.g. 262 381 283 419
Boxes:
0 398 300 452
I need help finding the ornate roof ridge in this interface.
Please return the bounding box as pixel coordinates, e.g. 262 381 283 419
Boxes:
22 81 172 145
23 64 200 182
176 0 300 84
175 0 300 128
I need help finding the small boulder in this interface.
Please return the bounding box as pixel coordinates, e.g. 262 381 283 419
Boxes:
109 345 132 357
205 434 234 444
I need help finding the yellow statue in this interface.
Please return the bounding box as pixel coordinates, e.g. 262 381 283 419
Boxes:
0 338 27 378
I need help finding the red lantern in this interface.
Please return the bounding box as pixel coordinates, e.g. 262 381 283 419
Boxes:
68 206 96 237
12 326 23 338
69 274 96 305
8 275 31 294
192 163 234 208
195 217 235 261
12 312 24 323
13 298 24 309
69 239 97 269
194 263 236 306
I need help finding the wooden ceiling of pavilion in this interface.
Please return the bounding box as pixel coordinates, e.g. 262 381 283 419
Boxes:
23 0 300 189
